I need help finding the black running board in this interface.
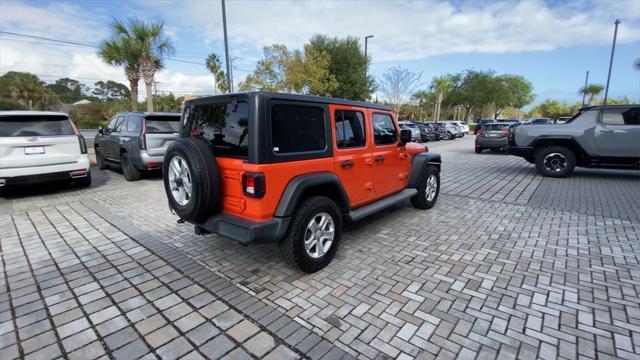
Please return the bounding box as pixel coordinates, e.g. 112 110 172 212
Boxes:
348 188 417 222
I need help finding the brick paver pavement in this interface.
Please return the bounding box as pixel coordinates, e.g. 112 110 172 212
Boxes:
1 135 639 359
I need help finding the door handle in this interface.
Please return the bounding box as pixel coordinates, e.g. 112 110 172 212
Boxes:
340 160 354 169
374 156 385 164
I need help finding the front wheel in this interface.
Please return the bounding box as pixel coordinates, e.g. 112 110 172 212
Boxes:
280 196 342 273
95 149 108 170
534 146 576 178
411 165 440 209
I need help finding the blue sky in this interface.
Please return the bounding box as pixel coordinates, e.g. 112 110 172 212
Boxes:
1 0 639 105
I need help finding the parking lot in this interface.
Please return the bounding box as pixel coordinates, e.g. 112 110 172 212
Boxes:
1 135 639 359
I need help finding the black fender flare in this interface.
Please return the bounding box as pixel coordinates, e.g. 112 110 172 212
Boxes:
275 172 350 217
407 152 442 188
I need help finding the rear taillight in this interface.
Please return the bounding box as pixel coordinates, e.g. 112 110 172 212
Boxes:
477 130 486 136
139 120 147 150
499 130 509 135
78 135 87 154
242 172 265 198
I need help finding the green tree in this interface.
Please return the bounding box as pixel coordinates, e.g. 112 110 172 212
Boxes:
530 99 573 119
0 71 59 110
579 84 604 105
411 90 435 121
377 67 423 120
99 20 143 111
492 74 534 118
153 93 184 112
93 80 131 99
307 35 373 100
205 53 228 93
239 44 295 92
46 78 89 103
430 75 453 122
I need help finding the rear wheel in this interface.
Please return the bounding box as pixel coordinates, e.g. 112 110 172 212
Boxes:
411 165 440 209
95 148 108 170
475 146 483 154
280 196 342 273
121 152 141 181
535 145 576 178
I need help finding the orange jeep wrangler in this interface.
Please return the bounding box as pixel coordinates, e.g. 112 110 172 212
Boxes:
163 92 441 272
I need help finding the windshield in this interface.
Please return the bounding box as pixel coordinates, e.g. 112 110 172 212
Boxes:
0 115 74 137
145 115 180 133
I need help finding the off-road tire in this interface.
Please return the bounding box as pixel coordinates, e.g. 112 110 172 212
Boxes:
95 148 108 170
280 196 342 273
75 172 92 188
121 152 141 181
534 145 576 178
411 165 440 209
163 138 221 222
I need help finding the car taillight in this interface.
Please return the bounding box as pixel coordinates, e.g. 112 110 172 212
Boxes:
477 130 486 136
242 172 265 198
499 130 509 135
139 121 147 150
78 135 88 154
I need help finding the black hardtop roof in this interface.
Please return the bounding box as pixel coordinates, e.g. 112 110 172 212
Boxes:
187 91 392 111
582 104 639 110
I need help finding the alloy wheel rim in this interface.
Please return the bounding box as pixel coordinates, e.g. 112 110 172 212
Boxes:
425 174 438 202
304 212 335 259
543 153 567 172
168 156 192 206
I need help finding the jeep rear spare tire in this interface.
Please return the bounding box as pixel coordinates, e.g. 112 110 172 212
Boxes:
163 138 221 222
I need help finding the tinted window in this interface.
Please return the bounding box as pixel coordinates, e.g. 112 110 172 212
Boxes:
127 116 142 132
484 124 510 131
373 113 397 145
115 117 128 132
106 117 118 131
335 110 365 148
601 107 640 125
0 115 74 137
190 101 249 157
145 115 180 133
271 105 326 153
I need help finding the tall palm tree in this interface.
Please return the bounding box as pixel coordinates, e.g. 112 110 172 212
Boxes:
430 75 452 122
580 84 604 105
206 53 228 93
128 19 174 112
411 90 434 122
99 23 142 111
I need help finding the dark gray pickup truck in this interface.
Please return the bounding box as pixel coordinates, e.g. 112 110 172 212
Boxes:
94 112 180 180
508 105 640 177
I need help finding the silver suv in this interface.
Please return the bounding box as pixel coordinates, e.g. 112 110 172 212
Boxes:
508 105 640 177
94 112 180 181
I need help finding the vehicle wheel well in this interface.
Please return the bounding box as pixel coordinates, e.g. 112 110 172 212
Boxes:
296 183 350 215
533 139 589 166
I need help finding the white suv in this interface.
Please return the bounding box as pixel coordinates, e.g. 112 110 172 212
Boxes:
446 121 469 135
0 111 91 190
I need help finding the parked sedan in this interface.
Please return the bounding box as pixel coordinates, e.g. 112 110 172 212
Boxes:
475 122 515 153
415 123 436 142
95 112 180 181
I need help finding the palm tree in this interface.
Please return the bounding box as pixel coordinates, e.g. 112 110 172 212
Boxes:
129 19 174 112
206 53 228 93
580 84 604 105
99 22 142 111
430 75 452 122
411 90 434 122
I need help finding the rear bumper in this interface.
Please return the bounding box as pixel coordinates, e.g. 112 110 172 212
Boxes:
195 213 290 246
136 151 164 170
507 146 534 157
0 168 89 187
0 156 90 185
476 138 508 148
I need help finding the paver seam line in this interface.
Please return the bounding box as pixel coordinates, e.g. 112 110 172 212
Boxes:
82 199 346 359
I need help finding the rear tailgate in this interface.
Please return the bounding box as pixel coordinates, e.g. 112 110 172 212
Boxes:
145 115 180 156
0 115 82 169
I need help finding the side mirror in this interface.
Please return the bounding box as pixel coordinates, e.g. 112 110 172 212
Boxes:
400 129 412 146
98 126 104 135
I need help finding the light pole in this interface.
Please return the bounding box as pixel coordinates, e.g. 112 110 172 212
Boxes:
604 19 620 105
581 70 589 107
221 0 233 93
364 35 373 78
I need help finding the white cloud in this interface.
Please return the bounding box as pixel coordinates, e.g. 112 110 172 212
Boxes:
156 0 640 62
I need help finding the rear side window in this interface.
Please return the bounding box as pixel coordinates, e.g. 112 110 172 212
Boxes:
145 116 180 133
127 116 142 132
0 115 74 137
373 113 397 145
271 105 326 153
190 101 249 157
335 110 365 148
601 107 640 125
